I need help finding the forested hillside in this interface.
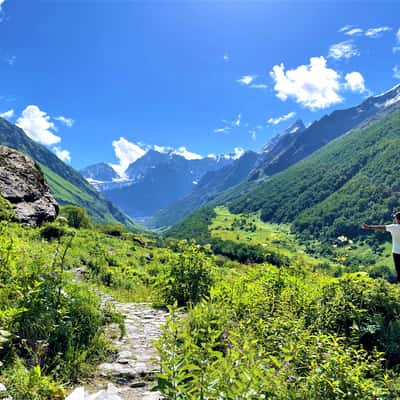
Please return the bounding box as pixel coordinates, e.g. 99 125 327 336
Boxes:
173 108 400 246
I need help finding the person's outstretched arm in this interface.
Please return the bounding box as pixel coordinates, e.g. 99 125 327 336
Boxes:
361 224 386 231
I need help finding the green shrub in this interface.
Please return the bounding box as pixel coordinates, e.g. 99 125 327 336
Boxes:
59 205 90 229
39 224 67 241
155 242 214 307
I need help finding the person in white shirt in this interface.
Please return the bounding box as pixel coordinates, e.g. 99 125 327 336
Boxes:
361 212 400 281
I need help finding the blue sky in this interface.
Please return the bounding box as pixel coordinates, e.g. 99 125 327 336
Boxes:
0 1 399 171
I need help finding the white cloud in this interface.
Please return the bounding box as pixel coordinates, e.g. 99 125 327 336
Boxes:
250 83 268 89
394 66 400 79
223 53 230 62
110 137 146 178
329 40 360 60
0 0 5 12
249 130 257 141
172 146 203 160
214 113 242 133
53 146 71 163
397 28 400 43
365 26 391 38
16 105 61 146
4 55 15 66
270 56 343 110
0 109 14 119
237 75 256 85
344 28 363 36
344 72 366 93
267 111 296 125
213 127 231 134
234 113 241 127
393 47 400 54
232 147 244 159
55 115 74 127
339 25 355 33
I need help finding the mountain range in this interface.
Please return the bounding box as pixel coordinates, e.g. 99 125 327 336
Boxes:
169 83 400 244
79 83 400 229
0 117 138 229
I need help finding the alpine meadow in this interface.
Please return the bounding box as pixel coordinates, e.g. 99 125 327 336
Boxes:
1 1 400 399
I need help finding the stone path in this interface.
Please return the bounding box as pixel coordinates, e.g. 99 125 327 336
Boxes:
85 296 168 400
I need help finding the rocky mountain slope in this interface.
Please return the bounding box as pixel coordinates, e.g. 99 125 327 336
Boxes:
152 150 260 228
82 149 234 222
250 83 400 179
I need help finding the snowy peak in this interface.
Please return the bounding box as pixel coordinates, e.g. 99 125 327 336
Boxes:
286 119 306 135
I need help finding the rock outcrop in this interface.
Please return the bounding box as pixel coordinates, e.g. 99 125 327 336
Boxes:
0 146 58 225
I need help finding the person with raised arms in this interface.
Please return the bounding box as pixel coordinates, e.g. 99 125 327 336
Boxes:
362 212 400 281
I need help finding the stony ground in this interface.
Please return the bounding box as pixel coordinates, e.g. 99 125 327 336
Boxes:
85 295 168 400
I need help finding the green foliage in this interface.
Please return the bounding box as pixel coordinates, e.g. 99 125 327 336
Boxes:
39 223 68 241
156 265 399 399
0 195 15 222
166 206 216 243
178 110 400 247
98 223 127 237
155 242 214 307
60 205 91 229
1 360 65 400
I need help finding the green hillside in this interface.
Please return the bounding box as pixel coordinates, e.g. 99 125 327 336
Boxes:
0 117 140 230
172 108 400 246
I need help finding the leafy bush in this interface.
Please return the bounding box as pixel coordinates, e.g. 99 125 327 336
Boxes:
155 242 214 307
39 223 68 241
59 205 90 229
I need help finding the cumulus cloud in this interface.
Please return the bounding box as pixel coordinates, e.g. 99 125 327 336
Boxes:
53 146 71 163
394 66 400 80
365 26 391 38
267 111 296 125
0 0 5 13
110 137 146 178
344 72 366 93
16 105 61 146
329 41 360 60
270 56 343 110
237 75 256 85
55 115 74 127
0 109 14 120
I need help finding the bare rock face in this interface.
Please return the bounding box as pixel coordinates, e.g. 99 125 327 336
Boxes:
0 146 58 225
